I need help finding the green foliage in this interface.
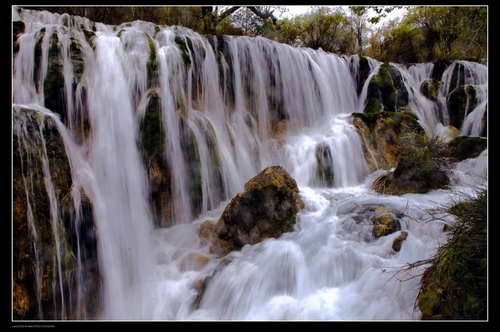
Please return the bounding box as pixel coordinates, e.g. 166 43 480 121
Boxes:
400 6 486 62
351 6 400 25
376 131 451 195
297 7 352 53
395 134 449 180
273 17 304 47
418 188 487 319
369 22 422 63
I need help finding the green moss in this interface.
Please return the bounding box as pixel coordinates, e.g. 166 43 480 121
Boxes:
145 33 158 85
174 35 191 67
13 107 85 319
186 131 203 216
380 111 423 139
40 31 65 119
383 116 395 127
351 112 380 132
139 95 166 162
190 277 210 311
447 136 487 161
366 62 409 112
204 120 222 168
373 223 388 237
420 79 442 101
363 97 383 113
69 36 85 81
186 36 206 59
179 120 203 217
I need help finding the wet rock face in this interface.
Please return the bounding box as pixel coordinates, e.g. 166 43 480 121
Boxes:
13 108 101 319
209 165 304 257
352 110 425 174
365 62 409 113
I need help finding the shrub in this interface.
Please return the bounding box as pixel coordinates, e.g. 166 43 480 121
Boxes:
390 134 451 193
417 187 487 319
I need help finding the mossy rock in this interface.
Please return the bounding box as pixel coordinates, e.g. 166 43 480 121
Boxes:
365 62 409 113
210 166 304 257
420 79 441 102
373 212 400 238
371 157 449 195
352 110 426 175
356 55 373 94
447 61 468 93
363 97 383 114
447 84 478 130
13 21 25 54
13 107 101 319
446 136 487 161
315 142 334 187
174 35 192 67
370 127 450 195
431 59 451 81
139 91 166 163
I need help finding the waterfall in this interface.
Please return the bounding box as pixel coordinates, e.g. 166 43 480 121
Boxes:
85 28 156 319
396 62 442 136
13 8 487 321
437 60 488 136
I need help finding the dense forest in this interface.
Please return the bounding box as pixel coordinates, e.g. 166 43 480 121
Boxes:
18 5 487 65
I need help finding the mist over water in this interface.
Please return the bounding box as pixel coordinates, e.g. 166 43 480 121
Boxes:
13 8 487 320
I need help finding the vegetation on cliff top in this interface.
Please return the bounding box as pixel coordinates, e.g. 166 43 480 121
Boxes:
16 6 487 64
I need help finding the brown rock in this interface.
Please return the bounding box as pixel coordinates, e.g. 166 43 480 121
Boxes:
209 166 304 257
392 231 408 252
198 220 216 248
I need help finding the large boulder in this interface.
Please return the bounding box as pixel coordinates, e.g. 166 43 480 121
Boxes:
209 165 304 257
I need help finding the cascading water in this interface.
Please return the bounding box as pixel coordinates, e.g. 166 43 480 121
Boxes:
85 28 157 319
13 8 487 321
409 60 487 138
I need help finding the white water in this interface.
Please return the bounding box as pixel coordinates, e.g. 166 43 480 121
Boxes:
13 8 487 321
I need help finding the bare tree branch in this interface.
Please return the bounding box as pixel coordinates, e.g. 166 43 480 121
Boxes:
247 6 277 25
218 6 242 22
